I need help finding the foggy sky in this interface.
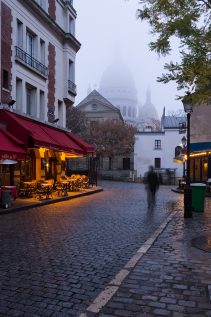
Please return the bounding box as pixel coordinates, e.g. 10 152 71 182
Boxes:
74 0 184 118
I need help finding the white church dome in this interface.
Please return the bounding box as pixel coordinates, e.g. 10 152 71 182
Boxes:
99 60 138 125
99 60 137 101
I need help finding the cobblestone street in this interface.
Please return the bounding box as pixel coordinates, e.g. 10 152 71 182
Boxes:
0 181 210 317
0 181 180 317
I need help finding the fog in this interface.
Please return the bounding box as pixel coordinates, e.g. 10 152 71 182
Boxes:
74 0 184 118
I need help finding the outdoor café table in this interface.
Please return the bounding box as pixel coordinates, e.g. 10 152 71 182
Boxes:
41 183 53 199
0 186 17 200
21 181 36 197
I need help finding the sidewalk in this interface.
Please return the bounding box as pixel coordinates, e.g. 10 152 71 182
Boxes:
81 197 211 317
0 186 103 215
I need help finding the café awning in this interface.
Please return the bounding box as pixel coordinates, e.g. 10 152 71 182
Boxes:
65 131 95 153
190 142 211 153
0 128 26 160
0 109 93 155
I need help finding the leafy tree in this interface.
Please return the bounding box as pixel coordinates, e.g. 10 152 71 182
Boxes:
137 0 211 103
82 120 137 158
66 106 87 136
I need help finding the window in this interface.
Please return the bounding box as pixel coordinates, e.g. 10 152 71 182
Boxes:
155 140 161 149
16 78 23 111
26 87 33 115
154 158 161 169
26 84 36 116
40 39 45 65
123 158 130 170
58 100 63 126
69 60 74 81
92 104 97 111
17 20 23 48
2 70 9 89
39 90 45 119
69 15 75 34
26 31 35 57
175 146 182 157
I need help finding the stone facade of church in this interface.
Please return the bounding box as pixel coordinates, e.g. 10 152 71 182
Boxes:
76 89 134 181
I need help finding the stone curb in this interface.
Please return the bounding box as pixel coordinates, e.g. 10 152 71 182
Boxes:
0 188 103 215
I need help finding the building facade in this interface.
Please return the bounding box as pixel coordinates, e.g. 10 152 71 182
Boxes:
76 89 123 124
190 103 211 182
1 0 80 127
0 1 96 187
134 108 186 184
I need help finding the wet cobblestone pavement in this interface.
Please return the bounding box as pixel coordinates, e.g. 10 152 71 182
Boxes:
0 181 210 316
81 184 211 317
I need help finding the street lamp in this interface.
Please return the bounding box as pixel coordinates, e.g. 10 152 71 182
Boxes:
182 93 193 218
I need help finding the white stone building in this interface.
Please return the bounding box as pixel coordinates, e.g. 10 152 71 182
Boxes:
1 0 80 128
134 108 186 184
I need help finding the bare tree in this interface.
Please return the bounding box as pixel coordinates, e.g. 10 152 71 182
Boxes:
167 109 186 117
82 120 137 158
66 106 87 137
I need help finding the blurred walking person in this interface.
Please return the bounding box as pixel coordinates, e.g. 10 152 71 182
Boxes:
145 165 159 208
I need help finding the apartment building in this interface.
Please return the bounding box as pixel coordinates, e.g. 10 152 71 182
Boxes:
1 0 80 128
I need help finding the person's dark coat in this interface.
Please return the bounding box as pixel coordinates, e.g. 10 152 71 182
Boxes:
146 169 159 194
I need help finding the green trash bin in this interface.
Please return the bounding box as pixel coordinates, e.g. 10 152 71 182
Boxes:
190 183 206 212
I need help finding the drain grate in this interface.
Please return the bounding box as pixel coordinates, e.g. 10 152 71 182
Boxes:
191 235 211 252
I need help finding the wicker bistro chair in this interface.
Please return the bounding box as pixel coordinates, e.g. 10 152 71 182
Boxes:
80 175 89 189
69 175 82 191
35 182 46 200
55 181 68 196
35 182 53 200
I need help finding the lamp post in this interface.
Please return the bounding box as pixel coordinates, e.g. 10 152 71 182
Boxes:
182 93 193 218
181 136 187 179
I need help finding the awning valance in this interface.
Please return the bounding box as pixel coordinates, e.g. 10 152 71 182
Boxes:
0 109 93 155
190 142 211 153
0 129 26 160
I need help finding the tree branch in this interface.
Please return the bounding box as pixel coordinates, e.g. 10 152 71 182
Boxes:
197 0 211 9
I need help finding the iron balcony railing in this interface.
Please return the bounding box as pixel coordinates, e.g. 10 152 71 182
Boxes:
15 46 48 77
68 80 77 95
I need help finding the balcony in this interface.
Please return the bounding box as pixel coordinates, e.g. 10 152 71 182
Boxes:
15 46 48 78
68 80 77 96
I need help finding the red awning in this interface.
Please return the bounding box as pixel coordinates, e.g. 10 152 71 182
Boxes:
0 129 26 160
0 109 91 155
65 131 95 153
